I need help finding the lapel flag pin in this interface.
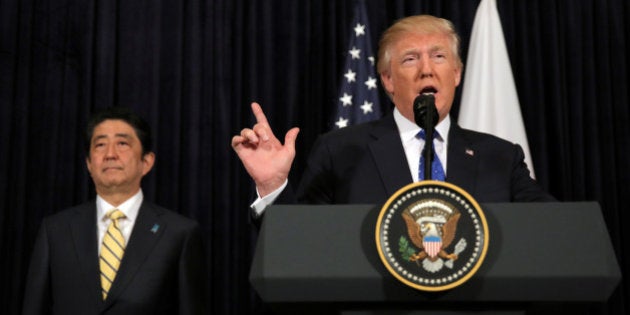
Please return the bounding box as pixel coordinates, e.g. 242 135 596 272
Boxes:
465 149 474 156
151 224 160 234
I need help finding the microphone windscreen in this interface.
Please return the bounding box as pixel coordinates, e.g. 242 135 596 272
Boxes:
413 94 438 129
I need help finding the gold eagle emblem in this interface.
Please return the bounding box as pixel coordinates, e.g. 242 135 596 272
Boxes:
402 200 461 263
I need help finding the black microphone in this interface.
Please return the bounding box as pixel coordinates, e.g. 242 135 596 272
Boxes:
413 93 438 180
413 93 438 129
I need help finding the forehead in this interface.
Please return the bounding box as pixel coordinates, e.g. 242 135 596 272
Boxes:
391 32 452 54
91 119 138 140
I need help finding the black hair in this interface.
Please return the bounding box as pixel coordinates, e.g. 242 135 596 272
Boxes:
84 107 153 156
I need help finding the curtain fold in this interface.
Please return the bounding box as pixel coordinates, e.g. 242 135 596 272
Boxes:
1 0 628 314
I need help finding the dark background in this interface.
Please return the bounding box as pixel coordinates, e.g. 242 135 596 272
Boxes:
1 0 628 314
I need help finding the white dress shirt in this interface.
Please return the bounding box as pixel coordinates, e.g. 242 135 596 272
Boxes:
96 190 143 253
393 108 450 182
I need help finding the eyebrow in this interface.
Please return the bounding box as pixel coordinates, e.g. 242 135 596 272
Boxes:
401 48 421 56
430 45 449 54
400 45 448 56
92 133 133 142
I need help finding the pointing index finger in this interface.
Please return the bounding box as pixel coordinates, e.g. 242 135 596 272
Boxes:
251 102 269 126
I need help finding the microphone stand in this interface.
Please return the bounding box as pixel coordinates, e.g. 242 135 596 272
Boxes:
413 94 437 181
423 106 434 180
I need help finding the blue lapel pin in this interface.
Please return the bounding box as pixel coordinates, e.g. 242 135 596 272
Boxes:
150 223 160 234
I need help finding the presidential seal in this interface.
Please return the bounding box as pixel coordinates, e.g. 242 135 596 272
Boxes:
375 180 489 291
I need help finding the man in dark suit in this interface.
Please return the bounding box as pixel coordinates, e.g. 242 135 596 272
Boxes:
231 15 554 217
23 107 205 314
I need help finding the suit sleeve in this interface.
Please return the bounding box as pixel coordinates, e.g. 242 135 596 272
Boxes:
22 219 52 315
177 223 206 315
510 144 557 202
248 182 298 228
295 135 336 204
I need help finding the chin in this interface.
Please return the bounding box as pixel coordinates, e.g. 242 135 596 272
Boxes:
98 179 125 188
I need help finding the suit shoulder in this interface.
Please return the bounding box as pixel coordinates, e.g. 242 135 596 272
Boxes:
42 202 93 223
317 119 383 145
145 203 200 228
457 127 517 149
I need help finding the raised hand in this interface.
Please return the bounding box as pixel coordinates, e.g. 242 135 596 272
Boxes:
232 102 299 197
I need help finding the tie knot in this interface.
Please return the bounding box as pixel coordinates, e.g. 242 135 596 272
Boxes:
107 209 126 221
417 129 440 141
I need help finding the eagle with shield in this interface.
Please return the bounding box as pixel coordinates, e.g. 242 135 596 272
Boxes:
401 199 465 272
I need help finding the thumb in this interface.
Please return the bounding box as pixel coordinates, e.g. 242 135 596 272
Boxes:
283 127 300 151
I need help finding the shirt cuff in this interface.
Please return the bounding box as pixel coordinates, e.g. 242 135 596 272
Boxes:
250 179 288 217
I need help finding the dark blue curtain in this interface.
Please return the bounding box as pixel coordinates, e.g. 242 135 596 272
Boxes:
1 0 628 314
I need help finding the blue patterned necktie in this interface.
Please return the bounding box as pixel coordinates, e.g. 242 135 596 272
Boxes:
418 130 446 181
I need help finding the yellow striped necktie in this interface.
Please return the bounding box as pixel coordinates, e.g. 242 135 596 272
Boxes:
100 209 126 300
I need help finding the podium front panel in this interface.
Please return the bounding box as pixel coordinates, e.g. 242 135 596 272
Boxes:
250 202 621 304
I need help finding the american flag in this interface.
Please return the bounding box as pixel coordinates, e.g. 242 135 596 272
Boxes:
333 0 382 129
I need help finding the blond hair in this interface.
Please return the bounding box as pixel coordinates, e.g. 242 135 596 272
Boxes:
377 15 463 75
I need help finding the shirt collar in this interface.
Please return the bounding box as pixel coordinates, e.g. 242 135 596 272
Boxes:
393 107 451 143
97 189 143 222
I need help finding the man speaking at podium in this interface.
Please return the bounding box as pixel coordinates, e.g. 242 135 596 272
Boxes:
232 15 555 219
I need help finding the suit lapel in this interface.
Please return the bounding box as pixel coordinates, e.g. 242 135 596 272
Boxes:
447 124 478 194
367 117 479 197
101 202 166 310
368 114 414 197
69 203 103 308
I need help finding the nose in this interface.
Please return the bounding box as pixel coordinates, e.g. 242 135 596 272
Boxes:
419 56 433 78
104 143 118 159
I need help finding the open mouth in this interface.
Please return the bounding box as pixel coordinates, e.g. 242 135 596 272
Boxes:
420 86 437 95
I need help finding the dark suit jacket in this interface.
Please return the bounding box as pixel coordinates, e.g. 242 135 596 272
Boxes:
22 201 206 315
282 113 555 205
